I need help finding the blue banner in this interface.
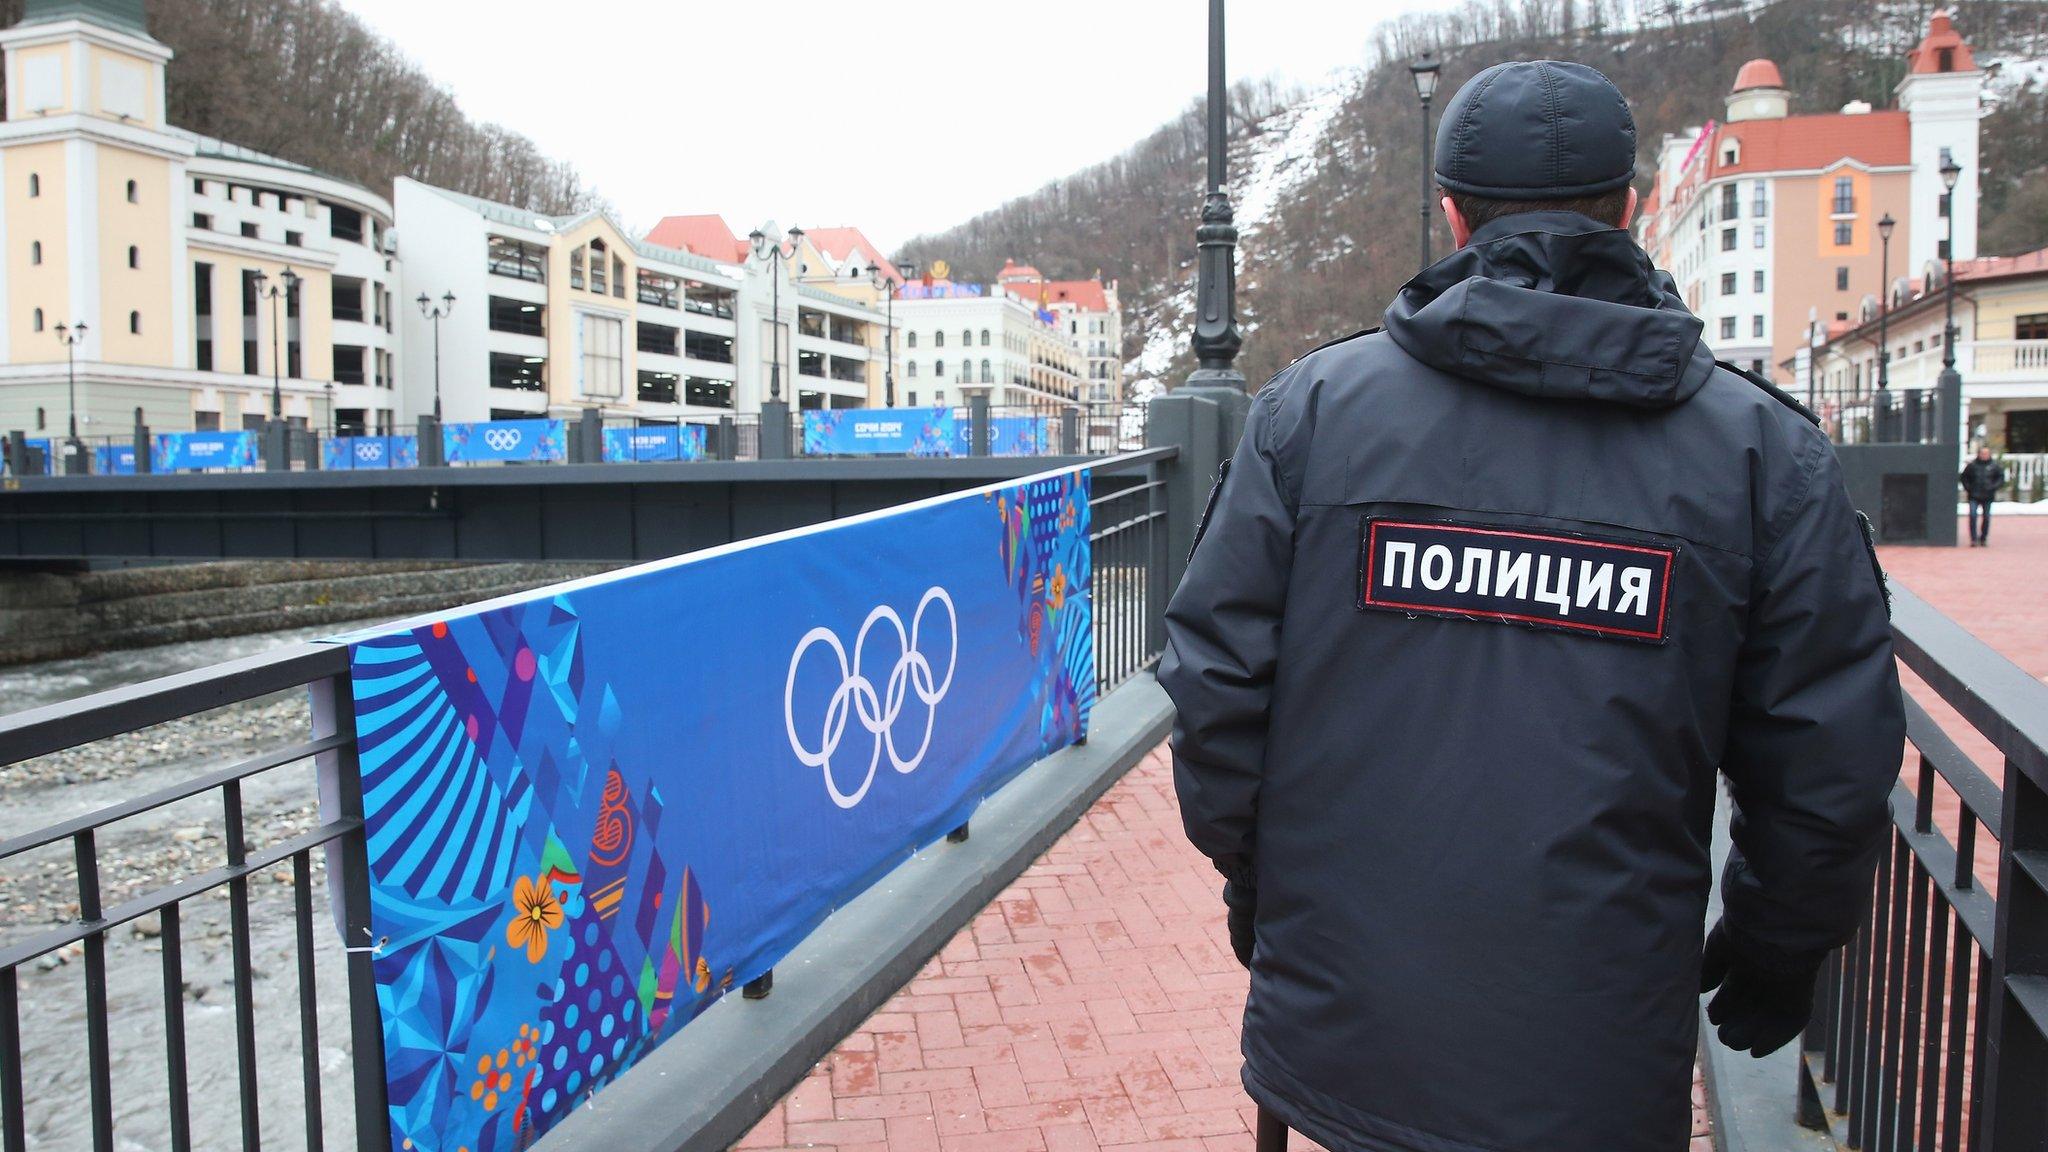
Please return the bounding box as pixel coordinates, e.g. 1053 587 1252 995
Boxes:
802 406 955 456
601 424 707 464
152 431 258 472
21 438 55 474
333 465 1094 1150
324 435 419 471
445 419 566 464
956 415 1050 457
94 443 137 474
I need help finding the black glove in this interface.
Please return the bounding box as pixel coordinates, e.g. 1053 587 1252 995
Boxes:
1699 919 1820 1057
1221 878 1256 968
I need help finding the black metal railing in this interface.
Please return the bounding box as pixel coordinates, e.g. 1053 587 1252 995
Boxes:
1089 448 1172 694
1801 581 2048 1149
0 644 391 1152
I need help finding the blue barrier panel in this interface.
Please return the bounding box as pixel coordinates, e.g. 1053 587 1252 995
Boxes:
93 443 138 474
601 424 707 463
22 437 55 474
152 430 259 472
444 418 566 464
331 464 1094 1149
802 406 955 456
957 415 1049 457
324 435 419 471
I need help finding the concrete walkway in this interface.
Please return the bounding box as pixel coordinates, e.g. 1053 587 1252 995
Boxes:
737 519 2048 1152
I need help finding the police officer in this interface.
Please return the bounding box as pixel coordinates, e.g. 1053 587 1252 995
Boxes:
1160 61 1905 1152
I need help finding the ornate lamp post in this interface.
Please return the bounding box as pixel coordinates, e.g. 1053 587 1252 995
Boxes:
1410 50 1442 271
54 321 88 474
1875 213 1896 440
416 291 456 420
252 267 300 421
1185 0 1244 396
748 226 805 404
1938 155 1965 458
873 260 916 408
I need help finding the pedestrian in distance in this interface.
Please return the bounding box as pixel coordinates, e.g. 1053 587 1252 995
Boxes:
1160 59 1906 1152
1960 445 2005 546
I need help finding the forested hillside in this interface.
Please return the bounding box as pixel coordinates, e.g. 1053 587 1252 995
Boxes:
0 0 592 213
897 0 2048 392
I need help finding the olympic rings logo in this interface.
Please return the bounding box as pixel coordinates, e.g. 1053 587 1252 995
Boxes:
784 587 958 809
354 442 384 461
482 428 524 452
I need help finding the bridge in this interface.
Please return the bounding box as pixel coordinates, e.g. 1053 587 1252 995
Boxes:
1 393 2046 1152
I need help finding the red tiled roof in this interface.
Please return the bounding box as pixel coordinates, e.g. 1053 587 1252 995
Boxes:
1715 110 1910 173
1908 10 1977 74
996 259 1043 281
998 276 1111 313
645 214 748 262
1732 59 1785 92
802 226 901 285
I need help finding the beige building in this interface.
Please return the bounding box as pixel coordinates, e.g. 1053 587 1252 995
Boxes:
1636 10 1981 385
0 0 400 458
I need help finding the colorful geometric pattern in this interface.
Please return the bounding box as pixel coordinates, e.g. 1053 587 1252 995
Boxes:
342 465 1095 1152
802 406 955 456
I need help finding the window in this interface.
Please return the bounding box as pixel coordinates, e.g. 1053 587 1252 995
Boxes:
1752 184 1767 217
586 240 610 295
333 280 365 322
798 350 824 378
612 256 626 299
637 270 681 309
488 296 545 337
935 359 945 378
35 407 45 430
980 329 991 346
1721 144 1739 167
580 312 624 397
961 329 972 346
1752 315 1765 338
328 204 365 243
30 241 41 265
1721 228 1737 252
1938 240 1951 261
683 330 733 363
934 330 945 348
1834 221 1853 246
489 352 546 391
129 311 140 334
681 282 734 318
1754 270 1766 293
126 180 137 203
241 222 258 239
981 359 993 383
127 245 139 269
1753 226 1765 248
685 377 733 409
570 245 586 290
637 321 679 356
907 391 918 407
1836 267 1850 291
637 370 679 403
1720 317 1737 340
32 308 44 332
2016 313 2048 341
1720 185 1738 219
28 173 39 197
488 236 547 283
906 331 918 349
285 231 302 248
1832 177 1854 215
1720 273 1737 296
907 361 918 378
333 346 366 385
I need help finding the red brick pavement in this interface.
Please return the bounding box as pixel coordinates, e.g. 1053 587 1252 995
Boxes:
736 518 2048 1152
741 743 1715 1152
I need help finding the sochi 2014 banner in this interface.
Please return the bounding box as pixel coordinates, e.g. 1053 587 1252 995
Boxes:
601 424 707 463
802 406 954 456
94 443 138 474
324 435 421 471
332 463 1094 1152
152 431 259 472
444 418 566 465
955 415 1049 458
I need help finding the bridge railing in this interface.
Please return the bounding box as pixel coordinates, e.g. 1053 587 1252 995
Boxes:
0 446 1175 1152
1800 582 2048 1150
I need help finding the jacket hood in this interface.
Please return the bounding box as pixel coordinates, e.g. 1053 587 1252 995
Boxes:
1383 211 1716 410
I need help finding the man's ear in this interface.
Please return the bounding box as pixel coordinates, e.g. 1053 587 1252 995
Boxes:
1442 196 1471 248
1619 186 1640 230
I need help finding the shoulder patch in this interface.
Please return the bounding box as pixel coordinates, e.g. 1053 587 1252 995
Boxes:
1716 359 1819 426
1289 326 1381 366
1358 517 1676 644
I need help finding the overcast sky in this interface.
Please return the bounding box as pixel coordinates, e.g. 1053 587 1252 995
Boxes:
334 0 1464 251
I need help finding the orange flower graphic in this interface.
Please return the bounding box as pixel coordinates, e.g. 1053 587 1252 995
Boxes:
505 874 563 963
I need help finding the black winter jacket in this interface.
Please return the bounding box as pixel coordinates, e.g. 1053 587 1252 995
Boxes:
1961 457 2005 501
1160 213 1905 1152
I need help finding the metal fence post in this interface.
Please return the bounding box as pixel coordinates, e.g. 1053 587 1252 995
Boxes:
574 408 603 464
417 416 444 468
1145 393 1222 598
133 422 152 473
1978 761 2048 1149
264 420 290 472
5 430 26 476
1061 406 1080 455
759 400 792 460
715 416 737 461
970 395 991 457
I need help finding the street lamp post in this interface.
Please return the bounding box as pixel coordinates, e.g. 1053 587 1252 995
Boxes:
54 321 88 474
1185 0 1244 396
1938 155 1965 459
748 226 805 404
874 262 915 408
1876 213 1896 440
416 292 456 420
252 267 300 422
1410 50 1442 271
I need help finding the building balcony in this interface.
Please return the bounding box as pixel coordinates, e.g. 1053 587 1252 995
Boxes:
1885 340 2048 400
